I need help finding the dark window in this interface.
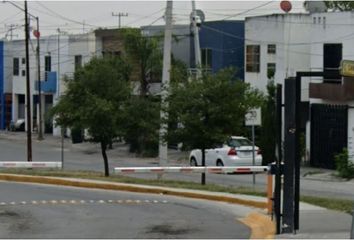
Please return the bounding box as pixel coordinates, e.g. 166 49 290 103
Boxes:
22 58 26 64
323 43 342 83
227 138 252 148
74 55 82 70
246 45 260 72
267 44 276 54
267 63 276 79
45 56 51 72
201 48 212 69
21 70 26 76
13 58 19 76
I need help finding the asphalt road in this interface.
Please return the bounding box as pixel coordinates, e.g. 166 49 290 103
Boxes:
0 181 251 239
1 135 354 200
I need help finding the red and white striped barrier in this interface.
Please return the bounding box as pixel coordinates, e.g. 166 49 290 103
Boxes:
0 162 62 169
114 166 269 174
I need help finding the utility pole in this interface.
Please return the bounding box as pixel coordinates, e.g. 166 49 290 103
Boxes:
112 12 128 28
24 0 32 162
57 28 60 99
35 17 43 140
191 0 201 77
158 0 173 169
57 27 64 170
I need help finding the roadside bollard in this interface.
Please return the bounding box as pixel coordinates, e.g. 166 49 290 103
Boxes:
267 172 273 215
351 206 354 239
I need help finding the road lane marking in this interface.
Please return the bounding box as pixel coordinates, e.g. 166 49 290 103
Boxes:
0 199 169 206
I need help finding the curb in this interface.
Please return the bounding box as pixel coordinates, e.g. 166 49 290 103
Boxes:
0 173 275 239
240 212 275 239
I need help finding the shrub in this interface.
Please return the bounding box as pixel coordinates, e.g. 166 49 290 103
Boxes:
334 148 354 179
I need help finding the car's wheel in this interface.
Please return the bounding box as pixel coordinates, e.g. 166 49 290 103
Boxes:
216 160 224 166
190 157 198 166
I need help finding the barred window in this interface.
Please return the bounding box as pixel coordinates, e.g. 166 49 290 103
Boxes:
201 48 212 69
13 58 19 76
267 44 276 54
246 45 260 72
267 63 276 79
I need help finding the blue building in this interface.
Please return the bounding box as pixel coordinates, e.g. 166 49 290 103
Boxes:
0 41 12 130
198 20 245 80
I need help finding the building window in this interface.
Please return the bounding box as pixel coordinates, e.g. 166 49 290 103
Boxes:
21 70 26 77
267 44 276 54
267 63 276 79
45 56 51 72
201 48 212 69
74 55 82 70
22 58 26 64
13 58 19 76
323 43 342 83
313 17 316 24
246 45 260 72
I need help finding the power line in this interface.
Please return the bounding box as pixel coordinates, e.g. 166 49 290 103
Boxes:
221 1 274 21
35 1 99 28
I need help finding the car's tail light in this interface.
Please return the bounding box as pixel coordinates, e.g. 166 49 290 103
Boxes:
257 149 262 155
228 148 237 156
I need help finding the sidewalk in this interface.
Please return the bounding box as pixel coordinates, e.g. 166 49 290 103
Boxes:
277 204 352 239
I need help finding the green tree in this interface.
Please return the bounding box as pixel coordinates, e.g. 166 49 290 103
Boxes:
50 56 131 176
122 96 161 157
121 28 162 97
259 81 276 165
165 68 263 184
324 1 354 11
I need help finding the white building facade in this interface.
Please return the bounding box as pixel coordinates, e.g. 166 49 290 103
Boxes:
245 11 354 168
6 31 97 136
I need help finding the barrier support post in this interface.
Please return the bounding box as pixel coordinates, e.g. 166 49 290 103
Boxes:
267 172 273 215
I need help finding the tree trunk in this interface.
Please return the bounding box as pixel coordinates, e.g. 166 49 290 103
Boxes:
201 148 206 185
140 64 147 97
100 141 109 177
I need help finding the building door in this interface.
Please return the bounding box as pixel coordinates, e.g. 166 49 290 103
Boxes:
44 95 53 133
310 104 348 169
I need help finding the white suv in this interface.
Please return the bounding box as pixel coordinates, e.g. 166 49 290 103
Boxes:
189 136 262 166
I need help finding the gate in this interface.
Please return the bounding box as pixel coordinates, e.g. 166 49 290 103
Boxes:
310 104 348 169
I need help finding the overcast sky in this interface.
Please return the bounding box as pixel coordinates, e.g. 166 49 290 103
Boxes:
0 1 305 39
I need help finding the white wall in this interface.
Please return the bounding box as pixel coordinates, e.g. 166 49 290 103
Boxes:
245 14 311 100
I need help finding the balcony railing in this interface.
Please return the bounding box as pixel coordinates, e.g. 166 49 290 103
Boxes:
35 71 57 93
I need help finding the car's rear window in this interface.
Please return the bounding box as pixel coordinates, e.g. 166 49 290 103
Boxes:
228 138 252 147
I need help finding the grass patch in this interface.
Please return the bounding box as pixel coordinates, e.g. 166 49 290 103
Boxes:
1 169 353 214
300 196 354 214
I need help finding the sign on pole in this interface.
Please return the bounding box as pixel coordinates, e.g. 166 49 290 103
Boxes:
245 108 262 126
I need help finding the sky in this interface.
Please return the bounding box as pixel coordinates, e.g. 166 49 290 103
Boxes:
0 1 306 39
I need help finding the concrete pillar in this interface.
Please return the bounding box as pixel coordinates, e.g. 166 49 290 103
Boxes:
347 105 354 163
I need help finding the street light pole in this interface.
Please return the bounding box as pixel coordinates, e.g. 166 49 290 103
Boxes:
24 0 32 162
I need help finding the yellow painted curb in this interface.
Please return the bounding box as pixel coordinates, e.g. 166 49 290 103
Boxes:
0 173 267 209
240 212 275 239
